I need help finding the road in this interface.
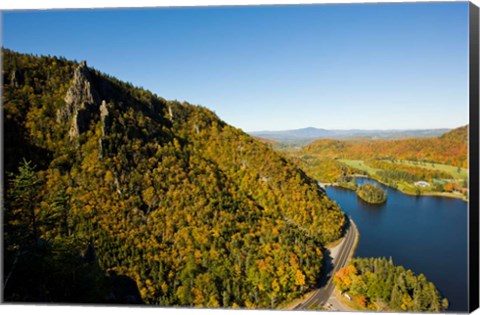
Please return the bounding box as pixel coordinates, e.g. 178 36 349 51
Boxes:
294 217 358 310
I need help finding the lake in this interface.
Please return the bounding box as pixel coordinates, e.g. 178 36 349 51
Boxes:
326 177 468 312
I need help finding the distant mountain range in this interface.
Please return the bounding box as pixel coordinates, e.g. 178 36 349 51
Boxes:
249 127 451 145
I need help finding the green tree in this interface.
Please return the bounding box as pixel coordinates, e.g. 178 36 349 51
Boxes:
7 159 42 246
333 257 447 312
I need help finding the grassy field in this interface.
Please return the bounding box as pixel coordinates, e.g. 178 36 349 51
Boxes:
339 159 468 180
338 159 379 174
394 160 468 180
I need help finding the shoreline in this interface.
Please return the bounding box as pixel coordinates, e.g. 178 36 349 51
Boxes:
366 176 468 202
328 175 468 202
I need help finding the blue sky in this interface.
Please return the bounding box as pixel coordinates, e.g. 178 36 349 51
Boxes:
2 2 470 131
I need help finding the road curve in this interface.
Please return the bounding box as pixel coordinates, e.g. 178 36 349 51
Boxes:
294 217 358 310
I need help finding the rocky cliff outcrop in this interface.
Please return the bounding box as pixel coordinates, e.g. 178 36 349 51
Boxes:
100 100 111 137
10 69 23 87
98 100 112 159
57 61 101 139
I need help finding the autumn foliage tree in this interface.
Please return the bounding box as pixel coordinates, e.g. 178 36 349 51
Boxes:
333 257 448 312
2 49 346 307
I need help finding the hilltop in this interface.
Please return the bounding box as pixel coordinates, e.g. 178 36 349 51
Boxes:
2 49 345 306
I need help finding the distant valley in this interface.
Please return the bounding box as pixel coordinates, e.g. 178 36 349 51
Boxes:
284 125 468 199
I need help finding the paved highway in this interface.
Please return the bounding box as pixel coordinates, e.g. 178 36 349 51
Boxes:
294 217 358 310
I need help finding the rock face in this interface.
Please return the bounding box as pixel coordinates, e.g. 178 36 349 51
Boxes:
168 105 174 121
10 69 22 87
57 61 101 139
98 100 112 158
100 100 111 137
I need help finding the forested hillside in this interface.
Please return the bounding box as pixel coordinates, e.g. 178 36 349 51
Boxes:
288 126 468 199
2 49 345 307
302 126 468 168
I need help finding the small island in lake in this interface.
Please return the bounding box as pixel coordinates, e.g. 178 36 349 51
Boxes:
357 183 387 204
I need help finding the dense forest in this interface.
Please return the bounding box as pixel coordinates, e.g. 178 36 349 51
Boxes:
333 257 448 312
366 160 453 184
2 49 346 307
292 154 351 183
356 183 387 204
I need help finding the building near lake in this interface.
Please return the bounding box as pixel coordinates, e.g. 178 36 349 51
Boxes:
414 181 431 188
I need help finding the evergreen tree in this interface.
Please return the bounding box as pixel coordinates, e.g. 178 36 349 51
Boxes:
333 257 448 312
7 159 42 247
